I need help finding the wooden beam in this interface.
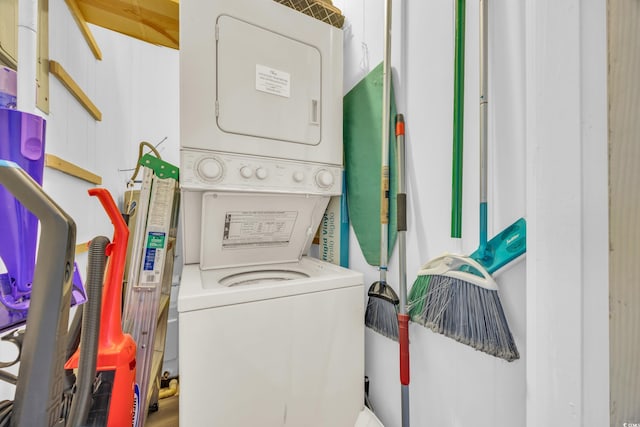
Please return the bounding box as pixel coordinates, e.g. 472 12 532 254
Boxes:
75 0 179 49
75 240 91 254
49 60 102 121
64 0 102 60
45 154 102 185
36 0 50 113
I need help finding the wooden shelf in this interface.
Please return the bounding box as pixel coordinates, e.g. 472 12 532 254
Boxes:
49 61 102 121
74 0 179 50
45 154 103 185
64 0 103 60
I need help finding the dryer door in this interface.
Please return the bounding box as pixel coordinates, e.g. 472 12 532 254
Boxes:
217 15 322 145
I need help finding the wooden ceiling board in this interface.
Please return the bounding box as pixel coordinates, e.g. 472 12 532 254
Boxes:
75 0 179 49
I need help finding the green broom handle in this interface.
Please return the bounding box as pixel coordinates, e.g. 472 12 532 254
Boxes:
380 0 392 282
451 0 466 238
479 0 489 256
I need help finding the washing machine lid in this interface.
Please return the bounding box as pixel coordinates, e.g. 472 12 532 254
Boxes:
200 192 329 270
178 257 364 312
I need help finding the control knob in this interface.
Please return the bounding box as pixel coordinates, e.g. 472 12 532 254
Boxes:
196 157 223 182
240 166 253 179
292 171 305 183
315 169 334 189
256 167 268 180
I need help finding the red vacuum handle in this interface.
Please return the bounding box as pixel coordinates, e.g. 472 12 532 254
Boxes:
398 313 410 385
88 188 128 240
88 188 128 346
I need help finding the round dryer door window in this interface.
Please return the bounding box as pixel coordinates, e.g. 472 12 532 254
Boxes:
220 270 309 287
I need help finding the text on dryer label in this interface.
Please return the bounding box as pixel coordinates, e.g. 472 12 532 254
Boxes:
256 64 291 98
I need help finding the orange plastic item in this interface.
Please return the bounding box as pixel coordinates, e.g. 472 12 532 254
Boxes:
66 188 137 426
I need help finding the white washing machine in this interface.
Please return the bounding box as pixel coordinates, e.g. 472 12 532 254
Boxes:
178 188 365 426
179 257 363 427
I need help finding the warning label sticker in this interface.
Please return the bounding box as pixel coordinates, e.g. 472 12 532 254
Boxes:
255 64 291 98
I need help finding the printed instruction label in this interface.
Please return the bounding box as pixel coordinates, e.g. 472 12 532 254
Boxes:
222 211 297 249
142 231 166 284
256 64 290 98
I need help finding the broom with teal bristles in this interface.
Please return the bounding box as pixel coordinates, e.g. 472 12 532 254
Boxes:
408 0 523 362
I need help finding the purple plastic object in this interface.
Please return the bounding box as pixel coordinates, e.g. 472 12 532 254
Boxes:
0 109 86 324
71 262 87 306
0 67 17 109
0 109 45 311
0 111 86 330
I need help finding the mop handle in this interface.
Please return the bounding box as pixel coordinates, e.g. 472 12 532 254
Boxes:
380 0 393 281
396 115 410 389
396 115 407 312
479 0 489 251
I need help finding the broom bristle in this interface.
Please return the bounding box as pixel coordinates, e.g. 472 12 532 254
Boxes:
409 274 519 362
407 274 431 319
365 296 399 341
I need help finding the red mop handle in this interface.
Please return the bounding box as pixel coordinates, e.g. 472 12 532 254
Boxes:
398 313 410 385
396 118 405 136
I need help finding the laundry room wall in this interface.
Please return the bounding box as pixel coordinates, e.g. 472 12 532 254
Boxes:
334 0 608 426
0 0 179 400
1 1 610 424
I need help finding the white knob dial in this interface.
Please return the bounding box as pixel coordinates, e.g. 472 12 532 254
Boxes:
293 171 305 183
196 157 223 182
240 166 253 179
256 167 268 180
315 170 334 188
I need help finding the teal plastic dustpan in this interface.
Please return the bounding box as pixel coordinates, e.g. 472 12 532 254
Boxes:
470 217 526 274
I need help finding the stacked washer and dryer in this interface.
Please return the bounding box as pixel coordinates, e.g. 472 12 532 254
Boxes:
178 1 377 426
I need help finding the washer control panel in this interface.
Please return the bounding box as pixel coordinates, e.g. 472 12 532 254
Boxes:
181 149 342 195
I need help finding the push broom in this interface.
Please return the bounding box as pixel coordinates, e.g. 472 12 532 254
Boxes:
408 0 523 362
364 0 400 341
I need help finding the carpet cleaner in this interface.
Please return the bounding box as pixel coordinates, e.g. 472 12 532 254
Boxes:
65 188 137 426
